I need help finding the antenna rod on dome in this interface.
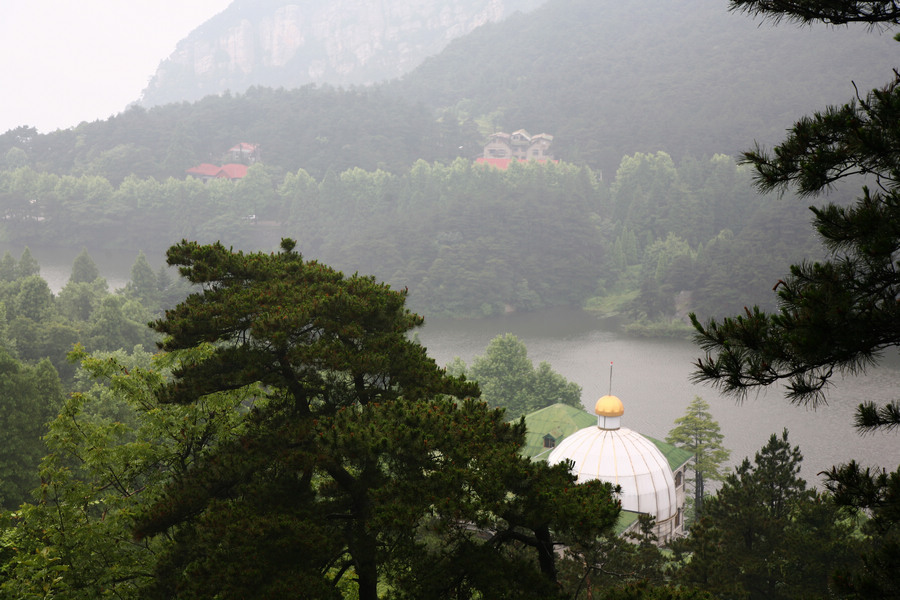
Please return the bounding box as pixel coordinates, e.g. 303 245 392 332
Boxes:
609 361 613 396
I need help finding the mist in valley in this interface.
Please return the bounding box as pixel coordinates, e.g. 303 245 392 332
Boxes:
0 1 898 598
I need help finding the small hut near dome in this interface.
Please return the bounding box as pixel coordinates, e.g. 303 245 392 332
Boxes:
523 398 690 543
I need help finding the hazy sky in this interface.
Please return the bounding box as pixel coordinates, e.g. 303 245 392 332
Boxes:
1 1 233 135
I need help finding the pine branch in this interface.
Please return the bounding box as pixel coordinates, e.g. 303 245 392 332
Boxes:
729 0 900 26
855 400 900 432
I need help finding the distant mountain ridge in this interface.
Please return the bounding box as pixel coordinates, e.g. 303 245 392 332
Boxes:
139 0 546 107
7 0 898 186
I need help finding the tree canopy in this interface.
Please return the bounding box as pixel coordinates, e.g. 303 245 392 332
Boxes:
125 239 619 599
69 248 100 285
0 348 63 509
665 396 730 519
690 1 900 594
462 333 582 420
1 346 252 598
674 430 860 599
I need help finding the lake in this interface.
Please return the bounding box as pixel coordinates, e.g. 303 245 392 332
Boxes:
418 308 900 485
16 244 900 485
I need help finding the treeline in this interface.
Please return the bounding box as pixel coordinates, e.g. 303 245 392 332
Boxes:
0 152 818 322
0 249 155 380
0 248 189 383
0 247 191 508
0 85 481 185
1 2 894 186
286 153 819 322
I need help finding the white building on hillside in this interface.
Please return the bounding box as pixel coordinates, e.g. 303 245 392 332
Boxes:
530 396 688 543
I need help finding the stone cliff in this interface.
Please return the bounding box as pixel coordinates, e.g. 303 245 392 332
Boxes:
139 0 545 107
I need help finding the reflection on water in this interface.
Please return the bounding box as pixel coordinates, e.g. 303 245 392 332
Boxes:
419 308 900 485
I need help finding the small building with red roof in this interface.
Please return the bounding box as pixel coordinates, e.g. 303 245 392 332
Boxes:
474 157 558 170
186 142 258 182
186 163 248 182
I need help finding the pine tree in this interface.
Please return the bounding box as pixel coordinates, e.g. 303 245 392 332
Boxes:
69 247 100 284
691 0 900 435
15 247 39 279
130 239 618 599
674 430 860 600
665 396 730 519
124 251 158 308
0 252 16 283
688 3 900 593
728 1 900 25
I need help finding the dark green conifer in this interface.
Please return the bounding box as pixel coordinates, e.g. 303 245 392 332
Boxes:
16 248 39 279
674 430 859 599
689 7 900 593
69 247 100 284
135 239 619 600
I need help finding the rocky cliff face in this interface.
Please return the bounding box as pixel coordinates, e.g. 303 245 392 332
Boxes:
140 0 545 107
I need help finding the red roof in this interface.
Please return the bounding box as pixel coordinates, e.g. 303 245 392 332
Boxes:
218 163 248 179
186 163 248 180
186 163 223 177
475 158 558 170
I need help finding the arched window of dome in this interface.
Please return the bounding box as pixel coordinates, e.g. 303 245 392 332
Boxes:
675 470 683 487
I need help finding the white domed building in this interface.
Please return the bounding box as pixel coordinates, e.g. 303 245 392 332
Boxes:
523 396 690 543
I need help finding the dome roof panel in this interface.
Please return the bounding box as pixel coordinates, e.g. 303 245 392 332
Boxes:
548 426 678 520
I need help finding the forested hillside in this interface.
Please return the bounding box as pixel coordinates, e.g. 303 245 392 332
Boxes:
0 153 817 322
0 87 481 184
2 0 894 183
0 0 877 325
389 0 898 175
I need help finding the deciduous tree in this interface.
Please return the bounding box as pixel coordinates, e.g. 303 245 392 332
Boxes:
466 333 582 419
1 346 251 598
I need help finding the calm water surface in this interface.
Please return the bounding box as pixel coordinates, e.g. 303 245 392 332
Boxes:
419 308 900 485
14 245 900 485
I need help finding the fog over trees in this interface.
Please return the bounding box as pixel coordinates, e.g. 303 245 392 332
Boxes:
0 0 897 597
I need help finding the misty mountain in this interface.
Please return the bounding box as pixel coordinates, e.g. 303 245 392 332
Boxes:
2 0 888 323
388 0 899 175
139 0 546 107
6 0 898 187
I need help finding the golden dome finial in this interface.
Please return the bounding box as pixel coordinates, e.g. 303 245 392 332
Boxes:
595 395 624 417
